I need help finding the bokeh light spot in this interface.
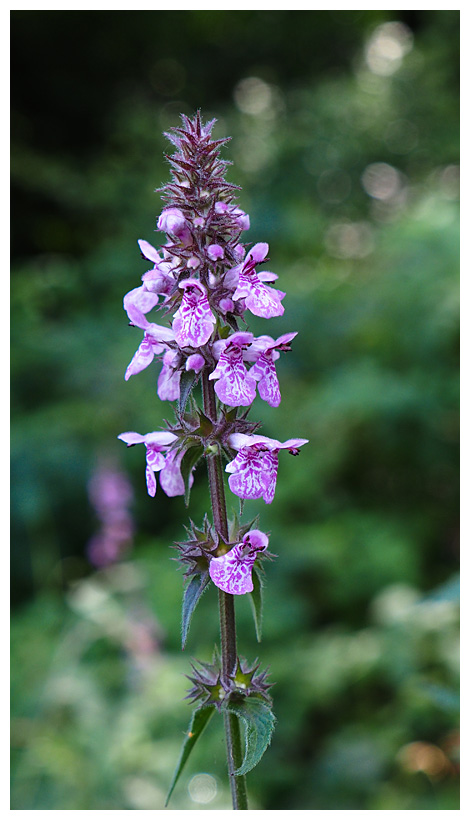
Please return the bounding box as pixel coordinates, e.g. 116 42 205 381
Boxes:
365 21 414 76
361 162 401 201
397 742 450 778
325 221 374 259
188 772 218 804
234 76 273 115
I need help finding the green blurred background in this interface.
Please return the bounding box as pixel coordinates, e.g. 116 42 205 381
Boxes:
11 9 459 810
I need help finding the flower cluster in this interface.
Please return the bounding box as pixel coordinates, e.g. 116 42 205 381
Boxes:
86 457 134 567
118 112 307 603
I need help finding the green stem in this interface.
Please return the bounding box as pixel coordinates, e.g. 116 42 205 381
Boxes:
202 370 248 810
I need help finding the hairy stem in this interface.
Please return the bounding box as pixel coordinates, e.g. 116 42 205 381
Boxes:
202 370 248 810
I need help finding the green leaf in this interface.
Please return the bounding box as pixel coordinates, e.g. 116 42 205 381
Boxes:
165 705 215 806
180 444 204 506
248 565 263 643
178 369 199 414
195 409 214 437
182 572 210 649
222 698 276 776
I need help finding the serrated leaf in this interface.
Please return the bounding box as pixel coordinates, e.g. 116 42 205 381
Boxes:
165 705 215 806
180 444 204 506
248 565 263 643
222 698 276 776
182 572 210 649
178 369 199 414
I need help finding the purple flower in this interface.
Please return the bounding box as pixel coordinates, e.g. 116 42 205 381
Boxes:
157 349 181 401
158 448 190 497
138 239 175 297
229 243 285 319
124 313 175 381
157 207 191 243
172 279 216 348
218 297 234 314
215 202 250 232
87 459 134 568
247 332 298 408
209 332 256 407
209 529 268 595
206 243 224 261
117 430 185 497
185 353 205 373
123 285 160 326
125 333 167 381
225 434 308 504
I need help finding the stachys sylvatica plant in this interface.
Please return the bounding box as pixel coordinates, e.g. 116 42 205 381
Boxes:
118 112 308 810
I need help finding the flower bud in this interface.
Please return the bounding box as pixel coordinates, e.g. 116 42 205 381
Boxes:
207 243 224 261
219 297 234 314
157 207 189 238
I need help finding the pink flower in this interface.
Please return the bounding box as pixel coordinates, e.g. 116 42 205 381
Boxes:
225 433 308 504
158 448 189 497
124 311 175 382
206 243 224 261
157 207 191 243
209 332 256 407
117 430 188 498
123 286 159 327
157 349 181 401
215 202 250 232
138 239 175 297
209 529 268 595
185 353 205 373
125 332 167 381
229 243 285 319
248 332 298 408
218 297 234 314
172 279 216 348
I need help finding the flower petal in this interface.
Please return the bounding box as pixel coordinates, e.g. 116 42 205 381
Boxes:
145 465 157 497
145 446 166 472
125 335 160 381
172 281 216 347
117 431 146 446
157 350 181 401
209 549 255 595
251 355 281 407
138 239 161 263
124 286 159 319
209 531 267 595
159 449 188 497
226 450 269 500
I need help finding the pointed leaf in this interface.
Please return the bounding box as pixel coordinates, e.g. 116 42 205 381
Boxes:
195 409 214 437
182 572 210 649
180 444 204 506
248 565 263 642
222 697 276 775
178 369 199 414
165 705 215 806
